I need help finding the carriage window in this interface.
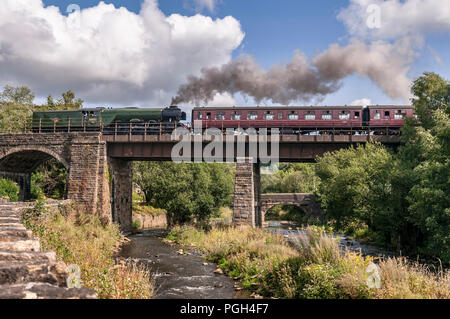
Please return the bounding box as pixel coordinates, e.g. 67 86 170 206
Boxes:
197 112 203 120
288 111 298 120
394 110 405 119
265 111 274 120
206 112 211 120
231 111 241 120
215 112 225 120
354 111 360 119
321 111 332 120
339 111 350 120
384 111 390 118
305 111 315 120
247 111 258 120
374 110 381 119
278 112 283 119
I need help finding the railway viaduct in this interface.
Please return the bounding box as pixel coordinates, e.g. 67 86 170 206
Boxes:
0 132 402 231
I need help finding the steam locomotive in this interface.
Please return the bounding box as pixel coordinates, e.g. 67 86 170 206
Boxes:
32 106 187 133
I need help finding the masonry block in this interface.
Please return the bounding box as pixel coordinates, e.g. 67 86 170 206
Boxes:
232 159 261 227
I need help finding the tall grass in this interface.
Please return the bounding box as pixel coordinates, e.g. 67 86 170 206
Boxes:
22 201 154 299
168 225 450 299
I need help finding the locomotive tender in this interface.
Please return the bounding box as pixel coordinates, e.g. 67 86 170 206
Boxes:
31 104 414 135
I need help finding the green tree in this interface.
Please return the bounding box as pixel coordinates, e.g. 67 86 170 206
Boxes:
261 163 318 194
0 85 35 105
402 73 450 262
315 143 394 231
133 162 234 225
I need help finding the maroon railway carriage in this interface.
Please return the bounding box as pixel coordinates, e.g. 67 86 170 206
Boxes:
191 105 414 134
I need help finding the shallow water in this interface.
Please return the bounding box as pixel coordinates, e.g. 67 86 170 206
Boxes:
119 229 243 299
265 221 395 258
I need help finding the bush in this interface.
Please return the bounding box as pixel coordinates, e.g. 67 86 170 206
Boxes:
0 178 19 202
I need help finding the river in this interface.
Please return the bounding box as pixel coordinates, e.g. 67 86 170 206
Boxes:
119 223 392 299
119 229 248 299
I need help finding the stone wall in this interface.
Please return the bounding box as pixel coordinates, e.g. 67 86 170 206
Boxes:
260 193 323 224
0 200 96 299
0 133 111 223
133 213 167 230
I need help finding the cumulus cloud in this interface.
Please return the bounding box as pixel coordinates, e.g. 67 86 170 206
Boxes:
0 0 244 105
338 0 450 39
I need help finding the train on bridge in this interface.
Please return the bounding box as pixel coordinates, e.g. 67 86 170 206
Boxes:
192 105 415 135
31 105 414 135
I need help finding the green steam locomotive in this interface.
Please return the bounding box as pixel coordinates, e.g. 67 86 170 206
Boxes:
31 106 187 133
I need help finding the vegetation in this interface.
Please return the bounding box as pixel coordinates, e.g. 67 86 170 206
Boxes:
22 201 154 299
31 159 67 200
168 225 450 299
315 73 450 264
0 178 19 202
262 163 318 194
133 162 234 225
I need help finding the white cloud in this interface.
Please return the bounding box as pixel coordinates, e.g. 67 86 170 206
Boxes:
0 0 244 106
206 92 237 107
338 0 450 40
351 98 372 107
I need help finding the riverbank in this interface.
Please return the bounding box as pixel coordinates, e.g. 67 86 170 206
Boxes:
23 201 154 299
167 225 450 299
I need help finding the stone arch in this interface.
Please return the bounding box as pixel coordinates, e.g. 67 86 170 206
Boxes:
0 146 69 170
0 147 70 201
259 193 322 226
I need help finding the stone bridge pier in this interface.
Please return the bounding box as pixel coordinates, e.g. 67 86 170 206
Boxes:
232 159 322 227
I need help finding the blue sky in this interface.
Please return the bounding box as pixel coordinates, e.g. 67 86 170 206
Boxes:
6 0 450 107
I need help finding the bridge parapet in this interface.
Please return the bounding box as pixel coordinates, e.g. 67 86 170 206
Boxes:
260 193 323 225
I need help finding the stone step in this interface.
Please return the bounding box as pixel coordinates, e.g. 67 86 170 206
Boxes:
0 261 67 286
0 226 28 233
0 222 26 228
0 282 97 299
0 230 33 240
0 218 22 224
0 251 56 263
0 239 41 252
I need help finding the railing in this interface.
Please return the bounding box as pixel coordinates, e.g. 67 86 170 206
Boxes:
0 118 403 138
0 119 181 136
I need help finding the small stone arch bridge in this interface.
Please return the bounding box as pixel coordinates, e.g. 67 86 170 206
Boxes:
258 193 322 226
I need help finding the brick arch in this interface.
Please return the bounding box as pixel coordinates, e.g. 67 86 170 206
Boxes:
259 193 322 225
